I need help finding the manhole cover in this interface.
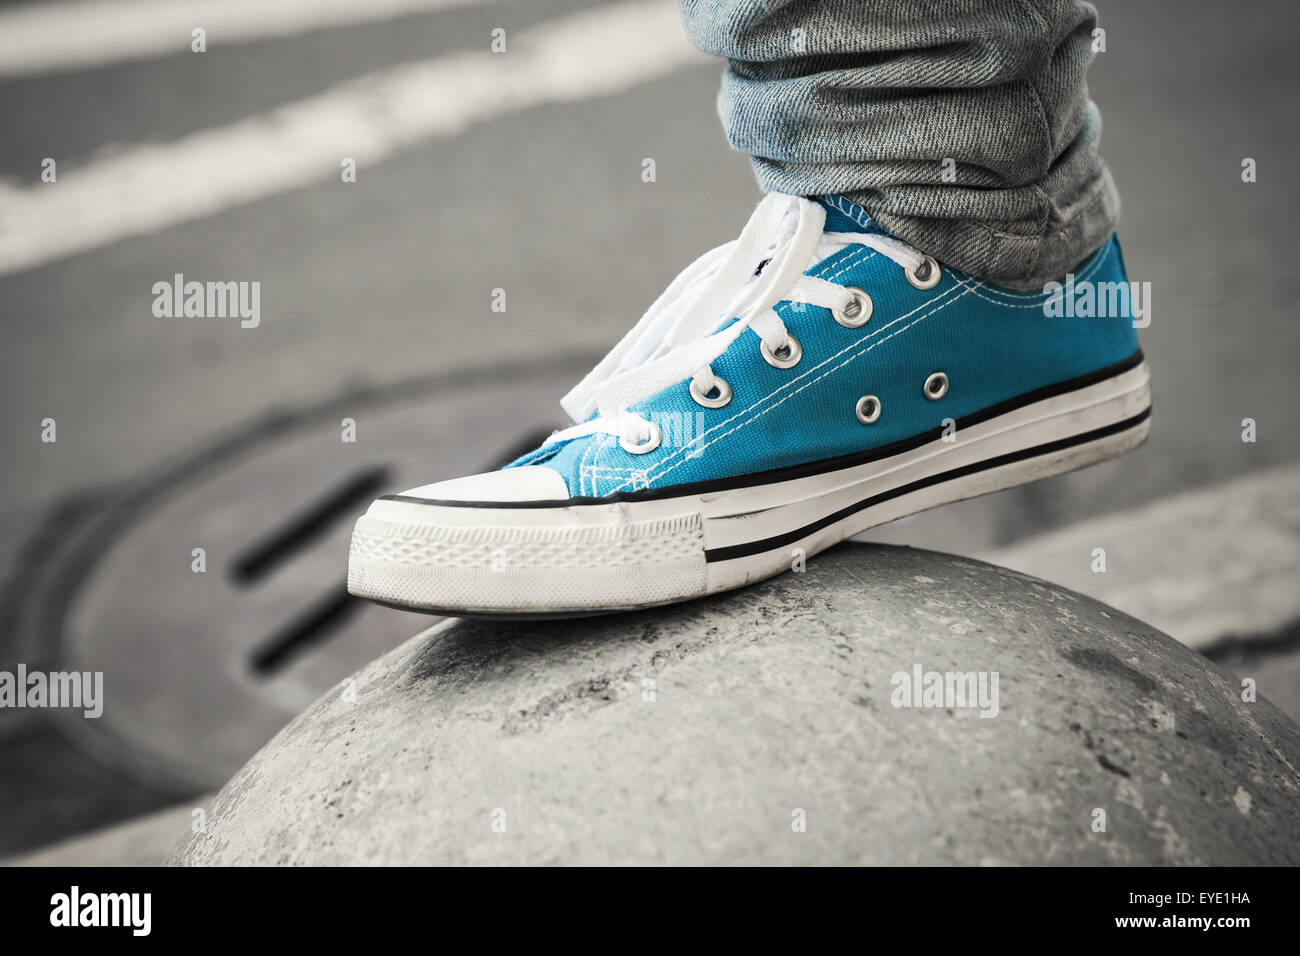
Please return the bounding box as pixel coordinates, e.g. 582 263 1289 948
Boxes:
42 356 591 790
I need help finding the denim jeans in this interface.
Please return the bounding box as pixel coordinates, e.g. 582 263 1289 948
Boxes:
680 0 1119 289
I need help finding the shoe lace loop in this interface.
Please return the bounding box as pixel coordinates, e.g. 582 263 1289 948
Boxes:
549 194 928 448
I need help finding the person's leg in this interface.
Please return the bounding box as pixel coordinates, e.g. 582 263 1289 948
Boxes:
680 0 1117 290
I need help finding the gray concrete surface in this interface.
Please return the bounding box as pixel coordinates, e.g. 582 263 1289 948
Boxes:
983 463 1300 651
170 544 1300 866
984 464 1300 727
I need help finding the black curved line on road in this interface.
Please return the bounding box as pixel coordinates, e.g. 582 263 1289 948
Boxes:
230 466 392 585
250 584 361 675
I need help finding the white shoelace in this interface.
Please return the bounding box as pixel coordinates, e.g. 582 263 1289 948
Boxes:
548 193 930 450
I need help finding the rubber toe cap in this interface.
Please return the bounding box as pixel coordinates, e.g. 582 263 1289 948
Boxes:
391 466 570 504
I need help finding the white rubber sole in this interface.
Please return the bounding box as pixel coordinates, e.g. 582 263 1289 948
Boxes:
348 359 1151 617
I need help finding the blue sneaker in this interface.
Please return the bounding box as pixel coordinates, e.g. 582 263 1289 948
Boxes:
349 194 1150 616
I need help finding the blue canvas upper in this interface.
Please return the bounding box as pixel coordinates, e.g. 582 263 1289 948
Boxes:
509 197 1140 498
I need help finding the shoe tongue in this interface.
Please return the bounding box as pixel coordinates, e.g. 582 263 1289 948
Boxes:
815 195 890 235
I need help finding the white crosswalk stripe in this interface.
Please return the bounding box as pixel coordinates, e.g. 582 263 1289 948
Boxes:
0 0 517 78
0 0 706 278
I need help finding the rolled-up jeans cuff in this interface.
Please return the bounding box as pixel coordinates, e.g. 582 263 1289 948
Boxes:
837 168 1121 290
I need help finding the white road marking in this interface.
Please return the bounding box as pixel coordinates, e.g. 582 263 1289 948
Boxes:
0 0 706 278
0 0 514 78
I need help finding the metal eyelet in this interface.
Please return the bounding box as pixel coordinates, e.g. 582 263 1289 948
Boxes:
620 421 662 454
690 376 733 409
923 371 949 400
905 256 941 290
761 333 802 369
832 287 873 328
855 395 882 424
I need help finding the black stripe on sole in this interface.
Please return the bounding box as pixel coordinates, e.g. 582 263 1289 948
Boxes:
381 350 1146 510
703 406 1152 564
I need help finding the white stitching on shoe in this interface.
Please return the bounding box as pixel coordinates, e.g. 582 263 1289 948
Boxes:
584 438 655 493
626 279 970 484
830 195 873 230
571 245 881 496
817 245 877 284
634 282 980 490
590 247 881 486
587 278 970 497
620 242 1114 493
573 230 1110 496
579 433 603 496
593 280 968 495
947 248 1108 306
567 204 1115 495
583 464 650 490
